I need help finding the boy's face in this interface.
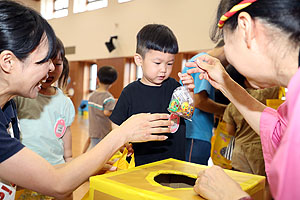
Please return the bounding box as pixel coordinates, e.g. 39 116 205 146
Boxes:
135 50 175 86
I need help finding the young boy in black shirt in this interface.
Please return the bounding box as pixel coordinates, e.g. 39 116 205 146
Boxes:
110 24 194 166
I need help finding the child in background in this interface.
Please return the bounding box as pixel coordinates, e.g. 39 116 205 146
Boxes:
181 41 227 165
58 56 70 91
82 66 117 153
110 24 194 166
15 38 75 165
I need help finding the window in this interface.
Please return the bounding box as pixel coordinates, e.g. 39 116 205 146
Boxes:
87 0 108 11
74 0 108 13
89 64 98 91
136 66 143 79
54 0 69 18
41 0 69 19
123 62 137 87
118 0 132 3
123 58 142 88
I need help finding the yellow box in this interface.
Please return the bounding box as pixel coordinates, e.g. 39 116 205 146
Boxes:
88 158 265 200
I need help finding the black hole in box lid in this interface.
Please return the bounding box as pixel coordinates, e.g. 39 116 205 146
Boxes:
154 173 196 189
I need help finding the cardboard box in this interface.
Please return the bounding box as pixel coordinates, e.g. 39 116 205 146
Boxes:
88 158 265 200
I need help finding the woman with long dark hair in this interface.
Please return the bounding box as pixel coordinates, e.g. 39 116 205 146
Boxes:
0 1 170 198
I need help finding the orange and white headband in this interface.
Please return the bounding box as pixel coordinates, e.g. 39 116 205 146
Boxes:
218 0 257 28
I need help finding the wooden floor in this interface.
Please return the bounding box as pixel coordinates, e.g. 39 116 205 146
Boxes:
71 115 90 200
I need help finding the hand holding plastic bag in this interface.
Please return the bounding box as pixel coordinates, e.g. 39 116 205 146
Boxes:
168 86 194 120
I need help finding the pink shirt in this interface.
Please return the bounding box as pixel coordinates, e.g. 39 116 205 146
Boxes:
260 68 300 199
260 102 288 175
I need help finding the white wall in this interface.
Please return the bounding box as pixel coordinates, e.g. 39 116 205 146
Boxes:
17 0 40 12
27 0 221 61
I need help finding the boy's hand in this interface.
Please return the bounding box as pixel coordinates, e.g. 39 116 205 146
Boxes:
178 72 195 97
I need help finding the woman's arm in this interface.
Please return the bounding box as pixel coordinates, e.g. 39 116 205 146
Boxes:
194 91 227 116
0 113 171 199
62 126 72 162
186 54 266 134
82 137 91 154
111 122 134 156
111 122 119 130
220 77 266 134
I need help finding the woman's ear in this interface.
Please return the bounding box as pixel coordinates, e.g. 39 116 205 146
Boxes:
237 12 255 49
0 50 16 73
134 53 143 67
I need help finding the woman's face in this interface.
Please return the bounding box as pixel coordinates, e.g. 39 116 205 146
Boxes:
223 22 277 88
14 36 55 98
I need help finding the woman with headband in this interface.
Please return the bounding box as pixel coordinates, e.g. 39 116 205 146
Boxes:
0 1 171 198
189 0 300 199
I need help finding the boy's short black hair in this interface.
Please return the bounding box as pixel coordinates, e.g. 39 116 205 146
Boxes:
97 66 118 85
136 24 178 58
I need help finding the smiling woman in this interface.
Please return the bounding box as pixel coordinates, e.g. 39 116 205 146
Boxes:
15 35 55 99
0 1 172 199
0 2 56 104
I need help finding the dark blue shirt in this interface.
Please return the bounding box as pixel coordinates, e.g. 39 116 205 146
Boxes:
110 78 186 166
0 100 24 163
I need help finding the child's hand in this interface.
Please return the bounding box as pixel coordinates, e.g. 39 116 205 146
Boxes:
120 143 134 157
178 72 195 96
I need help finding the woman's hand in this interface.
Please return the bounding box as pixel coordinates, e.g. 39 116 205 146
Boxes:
119 113 171 143
194 165 250 200
186 54 229 91
96 160 117 175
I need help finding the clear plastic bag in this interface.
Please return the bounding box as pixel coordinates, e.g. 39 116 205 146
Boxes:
168 86 194 120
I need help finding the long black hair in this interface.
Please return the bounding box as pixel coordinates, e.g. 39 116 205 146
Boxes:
0 0 57 63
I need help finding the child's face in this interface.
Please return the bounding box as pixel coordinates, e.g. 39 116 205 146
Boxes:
138 50 175 86
41 53 63 89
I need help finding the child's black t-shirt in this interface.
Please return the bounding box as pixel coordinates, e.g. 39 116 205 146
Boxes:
110 78 186 166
